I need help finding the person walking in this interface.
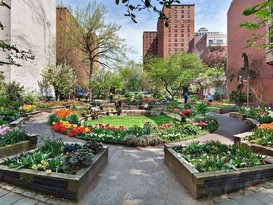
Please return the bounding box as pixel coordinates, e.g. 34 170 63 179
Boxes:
183 92 189 104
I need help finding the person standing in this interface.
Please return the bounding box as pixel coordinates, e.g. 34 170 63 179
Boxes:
207 93 213 102
183 92 189 104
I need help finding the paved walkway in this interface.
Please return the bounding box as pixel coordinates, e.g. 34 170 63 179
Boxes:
0 112 273 204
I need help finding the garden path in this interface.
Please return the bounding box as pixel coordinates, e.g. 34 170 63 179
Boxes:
0 112 272 204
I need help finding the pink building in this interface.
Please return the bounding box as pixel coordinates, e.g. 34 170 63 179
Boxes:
228 0 273 103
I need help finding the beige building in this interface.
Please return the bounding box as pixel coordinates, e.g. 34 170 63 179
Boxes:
0 0 56 93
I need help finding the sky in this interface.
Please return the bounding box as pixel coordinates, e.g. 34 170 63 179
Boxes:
57 0 233 63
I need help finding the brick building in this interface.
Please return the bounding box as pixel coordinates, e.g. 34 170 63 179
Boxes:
143 32 158 59
189 32 227 58
56 7 98 87
143 4 195 60
227 0 273 102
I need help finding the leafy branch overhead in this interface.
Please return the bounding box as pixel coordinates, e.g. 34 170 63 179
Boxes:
240 0 273 49
115 0 180 26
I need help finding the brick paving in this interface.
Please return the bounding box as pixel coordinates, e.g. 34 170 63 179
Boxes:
0 112 272 204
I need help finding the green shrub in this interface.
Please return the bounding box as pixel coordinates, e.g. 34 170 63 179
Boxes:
48 114 60 125
195 102 208 114
67 114 80 124
23 91 37 104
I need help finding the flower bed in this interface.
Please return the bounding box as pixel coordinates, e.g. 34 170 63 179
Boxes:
0 127 37 157
165 141 273 198
76 115 217 146
0 139 108 201
238 122 273 156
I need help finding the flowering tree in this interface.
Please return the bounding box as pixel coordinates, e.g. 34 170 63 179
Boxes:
41 64 78 101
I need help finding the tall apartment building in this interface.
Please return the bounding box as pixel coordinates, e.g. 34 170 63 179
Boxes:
143 4 195 60
158 4 195 57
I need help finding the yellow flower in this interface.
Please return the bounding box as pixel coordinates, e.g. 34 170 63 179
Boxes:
31 165 38 170
41 160 49 167
45 170 52 175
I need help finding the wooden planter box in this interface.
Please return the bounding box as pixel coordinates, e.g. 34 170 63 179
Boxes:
0 147 108 202
234 132 273 157
164 145 273 199
210 107 237 114
0 135 38 158
229 112 246 120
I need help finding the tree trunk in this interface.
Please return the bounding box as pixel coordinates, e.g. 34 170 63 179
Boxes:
89 60 94 101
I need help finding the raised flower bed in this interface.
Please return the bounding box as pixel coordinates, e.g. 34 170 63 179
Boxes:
0 139 108 201
0 126 37 158
237 122 273 157
165 141 273 198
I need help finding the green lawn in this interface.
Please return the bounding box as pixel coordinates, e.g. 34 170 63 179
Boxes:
85 115 178 128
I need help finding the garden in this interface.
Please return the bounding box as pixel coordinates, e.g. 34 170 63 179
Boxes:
47 101 218 147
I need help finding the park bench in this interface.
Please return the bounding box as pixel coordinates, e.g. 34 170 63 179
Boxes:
9 117 26 128
233 131 254 145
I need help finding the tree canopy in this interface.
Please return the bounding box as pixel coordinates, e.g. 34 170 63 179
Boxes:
146 53 205 99
115 0 180 26
240 0 273 49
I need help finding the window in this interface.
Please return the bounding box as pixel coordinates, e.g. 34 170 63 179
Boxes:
181 20 184 23
187 34 190 37
168 38 171 42
181 29 184 32
181 24 184 28
174 38 177 42
181 10 184 13
174 24 177 28
188 15 190 18
181 38 184 42
181 34 184 37
168 43 171 47
216 39 223 43
174 43 177 47
188 6 190 8
174 34 177 37
168 34 171 37
181 43 184 46
174 29 177 32
187 19 190 23
181 15 184 18
208 40 213 44
174 15 177 19
187 38 190 42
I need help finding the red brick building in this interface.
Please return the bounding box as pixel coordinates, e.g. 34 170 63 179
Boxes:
56 7 99 87
143 4 195 59
227 0 273 103
143 31 158 58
